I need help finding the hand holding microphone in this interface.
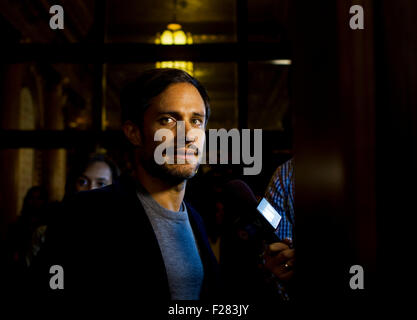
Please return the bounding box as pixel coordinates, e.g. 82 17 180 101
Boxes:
223 180 296 282
263 238 295 282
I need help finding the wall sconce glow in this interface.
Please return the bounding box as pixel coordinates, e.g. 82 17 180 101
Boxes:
269 59 292 65
155 23 194 75
156 23 193 45
155 61 194 76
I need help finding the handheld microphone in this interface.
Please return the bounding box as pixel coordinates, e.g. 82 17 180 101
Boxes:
222 179 281 244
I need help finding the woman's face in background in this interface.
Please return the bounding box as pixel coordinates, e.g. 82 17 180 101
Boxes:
75 161 113 192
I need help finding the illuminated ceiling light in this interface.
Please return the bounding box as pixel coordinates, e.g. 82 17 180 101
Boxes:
155 1 194 75
269 59 292 65
156 23 193 45
155 0 192 45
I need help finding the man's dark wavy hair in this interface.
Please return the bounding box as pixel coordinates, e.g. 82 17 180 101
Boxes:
120 68 210 129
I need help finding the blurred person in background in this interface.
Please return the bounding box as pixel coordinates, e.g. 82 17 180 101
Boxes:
219 158 295 302
2 186 49 289
2 153 119 293
37 153 120 254
262 157 295 300
64 153 120 200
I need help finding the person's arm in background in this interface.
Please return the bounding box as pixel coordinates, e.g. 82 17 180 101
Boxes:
262 158 295 300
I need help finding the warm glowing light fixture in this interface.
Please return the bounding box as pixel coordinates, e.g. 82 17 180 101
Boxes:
269 59 292 65
155 23 193 45
155 0 194 75
155 61 194 74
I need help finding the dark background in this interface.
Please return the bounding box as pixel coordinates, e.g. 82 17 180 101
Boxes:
0 0 415 311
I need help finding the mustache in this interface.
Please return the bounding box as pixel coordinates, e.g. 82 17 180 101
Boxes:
162 144 200 156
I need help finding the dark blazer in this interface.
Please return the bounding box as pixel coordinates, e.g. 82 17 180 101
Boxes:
35 175 220 304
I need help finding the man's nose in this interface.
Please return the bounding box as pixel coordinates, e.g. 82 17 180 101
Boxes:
175 121 196 143
185 122 197 142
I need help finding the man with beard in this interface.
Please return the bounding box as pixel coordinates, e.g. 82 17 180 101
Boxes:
34 69 220 305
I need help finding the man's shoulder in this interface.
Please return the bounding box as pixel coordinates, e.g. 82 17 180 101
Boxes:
48 176 145 241
184 201 203 223
64 184 118 212
75 183 117 200
70 175 136 204
184 200 211 244
59 176 141 224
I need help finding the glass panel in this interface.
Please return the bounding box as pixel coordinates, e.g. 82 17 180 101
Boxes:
104 62 237 130
0 148 66 219
106 0 237 43
0 0 95 43
248 61 291 131
194 62 237 130
104 63 155 130
0 63 94 130
0 0 239 44
51 64 95 131
247 0 290 43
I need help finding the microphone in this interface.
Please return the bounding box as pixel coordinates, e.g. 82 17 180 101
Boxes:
220 180 292 302
222 179 280 244
223 179 258 211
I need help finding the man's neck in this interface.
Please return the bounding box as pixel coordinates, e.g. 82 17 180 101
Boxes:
135 166 186 212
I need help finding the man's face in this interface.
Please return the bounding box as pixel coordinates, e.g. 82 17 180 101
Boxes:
137 82 206 182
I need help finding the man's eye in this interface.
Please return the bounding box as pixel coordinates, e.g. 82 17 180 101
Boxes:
160 117 175 125
192 119 203 126
97 182 107 188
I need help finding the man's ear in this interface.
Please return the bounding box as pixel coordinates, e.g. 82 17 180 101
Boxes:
122 121 143 147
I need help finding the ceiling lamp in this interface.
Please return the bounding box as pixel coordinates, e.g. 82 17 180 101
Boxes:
156 23 193 45
155 0 194 75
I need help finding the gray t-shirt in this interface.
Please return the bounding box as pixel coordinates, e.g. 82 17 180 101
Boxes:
136 183 204 300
